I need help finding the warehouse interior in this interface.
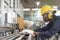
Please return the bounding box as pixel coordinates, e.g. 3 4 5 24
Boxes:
0 0 60 40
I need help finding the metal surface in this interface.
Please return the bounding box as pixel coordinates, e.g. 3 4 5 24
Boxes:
0 27 15 37
0 32 21 40
0 31 30 40
15 35 25 40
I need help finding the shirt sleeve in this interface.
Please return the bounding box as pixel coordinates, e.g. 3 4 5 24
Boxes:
39 19 60 38
35 22 53 32
34 22 52 32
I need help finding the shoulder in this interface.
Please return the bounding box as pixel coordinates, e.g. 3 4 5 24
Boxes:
55 16 60 22
53 16 60 26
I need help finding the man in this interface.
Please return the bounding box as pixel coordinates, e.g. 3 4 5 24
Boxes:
33 5 60 40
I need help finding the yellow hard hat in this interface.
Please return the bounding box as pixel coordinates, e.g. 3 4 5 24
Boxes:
41 5 53 16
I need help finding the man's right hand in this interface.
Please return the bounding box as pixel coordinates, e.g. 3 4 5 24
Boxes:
34 32 39 35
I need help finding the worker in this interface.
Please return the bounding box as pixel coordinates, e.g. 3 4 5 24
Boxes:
33 5 60 40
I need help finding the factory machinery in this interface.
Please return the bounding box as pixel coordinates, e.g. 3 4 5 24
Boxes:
0 0 31 40
0 15 30 40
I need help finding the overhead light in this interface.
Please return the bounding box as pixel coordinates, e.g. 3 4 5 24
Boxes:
36 2 40 7
23 8 41 11
32 8 41 11
23 8 30 11
53 6 58 9
53 6 58 10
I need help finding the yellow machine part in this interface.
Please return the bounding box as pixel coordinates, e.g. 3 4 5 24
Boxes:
17 16 24 30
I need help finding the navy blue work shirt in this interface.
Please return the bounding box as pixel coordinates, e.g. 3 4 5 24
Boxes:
35 15 60 39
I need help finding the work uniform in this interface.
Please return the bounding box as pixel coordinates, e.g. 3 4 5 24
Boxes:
35 15 60 40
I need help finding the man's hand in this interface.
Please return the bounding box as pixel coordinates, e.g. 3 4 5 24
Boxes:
34 32 39 35
21 29 34 34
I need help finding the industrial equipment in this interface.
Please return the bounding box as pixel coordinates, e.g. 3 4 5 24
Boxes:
17 14 24 31
0 14 32 40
